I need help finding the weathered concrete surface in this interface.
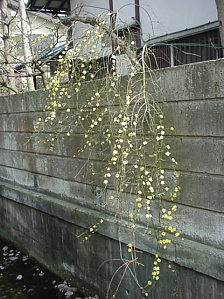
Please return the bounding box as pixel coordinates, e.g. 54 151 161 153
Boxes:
1 99 224 136
0 59 224 298
0 194 224 299
1 180 224 279
148 58 224 101
0 134 223 175
0 165 223 213
1 178 224 253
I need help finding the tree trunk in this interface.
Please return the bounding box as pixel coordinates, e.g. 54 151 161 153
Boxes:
215 0 224 56
0 0 17 93
35 64 48 88
19 0 35 90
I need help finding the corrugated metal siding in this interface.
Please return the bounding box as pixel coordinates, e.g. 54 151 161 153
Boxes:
147 28 223 69
146 44 171 69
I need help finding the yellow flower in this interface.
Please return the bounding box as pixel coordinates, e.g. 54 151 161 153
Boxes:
172 205 177 212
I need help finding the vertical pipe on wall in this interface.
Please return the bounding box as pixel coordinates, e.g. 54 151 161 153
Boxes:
67 0 73 46
135 0 140 24
109 0 113 11
135 0 141 48
109 0 114 27
109 0 115 52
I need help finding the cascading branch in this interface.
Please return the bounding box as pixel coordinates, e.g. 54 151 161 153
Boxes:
34 14 182 298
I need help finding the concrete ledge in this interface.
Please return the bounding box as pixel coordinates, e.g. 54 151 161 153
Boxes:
0 165 223 213
0 180 223 283
2 197 224 299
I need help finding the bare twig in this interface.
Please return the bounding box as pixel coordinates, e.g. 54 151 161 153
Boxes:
0 80 18 93
62 15 142 71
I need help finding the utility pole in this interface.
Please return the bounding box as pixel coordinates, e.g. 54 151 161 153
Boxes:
215 0 224 56
19 0 35 90
0 0 17 93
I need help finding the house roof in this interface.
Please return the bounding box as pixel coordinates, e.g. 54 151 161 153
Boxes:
26 0 70 15
15 43 66 71
148 21 220 45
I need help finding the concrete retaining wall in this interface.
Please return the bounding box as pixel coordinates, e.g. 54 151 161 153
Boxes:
0 59 224 298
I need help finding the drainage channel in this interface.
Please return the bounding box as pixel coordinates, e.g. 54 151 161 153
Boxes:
0 238 88 299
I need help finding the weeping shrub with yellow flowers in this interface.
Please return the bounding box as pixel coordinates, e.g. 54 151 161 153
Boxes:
34 12 181 297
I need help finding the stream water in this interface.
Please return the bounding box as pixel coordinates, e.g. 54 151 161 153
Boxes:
0 238 87 299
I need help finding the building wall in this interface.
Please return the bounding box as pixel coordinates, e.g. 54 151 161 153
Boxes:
68 0 219 73
0 59 224 298
70 0 111 59
70 0 110 38
139 0 218 41
3 7 66 89
70 0 218 42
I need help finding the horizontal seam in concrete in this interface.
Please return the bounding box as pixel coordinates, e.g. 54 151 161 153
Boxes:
0 164 103 188
0 131 83 134
0 148 107 162
173 135 223 140
0 160 223 181
0 148 223 177
174 168 224 178
156 97 224 103
0 172 223 215
0 131 83 135
1 96 224 115
0 110 44 115
1 162 223 180
1 132 224 139
159 198 224 215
